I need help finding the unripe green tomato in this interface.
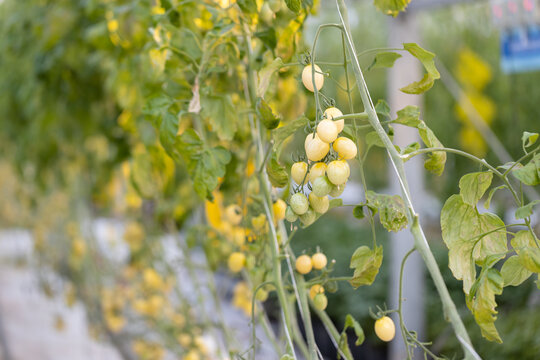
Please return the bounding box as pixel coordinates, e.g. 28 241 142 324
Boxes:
291 162 308 184
305 136 329 162
308 162 327 183
374 316 395 342
309 284 324 299
313 293 328 311
333 137 358 160
316 119 338 143
299 207 316 226
268 0 282 12
326 160 350 185
285 206 298 222
329 183 346 197
312 176 333 197
302 64 324 92
260 3 274 24
295 254 313 274
255 288 269 302
290 193 309 215
308 193 329 214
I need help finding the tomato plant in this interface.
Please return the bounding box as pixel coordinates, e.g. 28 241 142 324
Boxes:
1 0 539 359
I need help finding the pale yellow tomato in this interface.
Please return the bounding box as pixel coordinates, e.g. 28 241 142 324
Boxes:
324 107 344 133
308 162 327 183
316 119 338 143
375 316 396 342
225 204 243 225
296 254 313 274
326 160 350 185
333 137 357 160
306 136 330 162
311 253 327 269
309 284 325 299
291 162 308 184
302 64 324 92
308 192 329 214
273 199 287 221
228 252 246 273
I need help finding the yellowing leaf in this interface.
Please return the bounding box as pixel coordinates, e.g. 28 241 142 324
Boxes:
459 171 493 206
373 0 411 17
349 245 383 288
366 191 408 232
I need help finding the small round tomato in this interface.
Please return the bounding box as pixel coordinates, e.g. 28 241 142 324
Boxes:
302 64 324 92
324 107 344 133
326 160 350 185
273 199 287 221
311 252 327 270
290 193 309 215
305 135 329 162
313 293 328 311
316 119 338 143
225 204 243 225
251 214 267 231
312 176 333 197
255 288 269 302
228 252 246 273
308 162 327 183
299 207 316 226
333 137 357 160
260 3 274 24
285 206 298 222
329 183 345 197
374 316 395 342
309 284 325 299
268 0 281 12
308 193 329 214
291 162 308 184
295 254 313 274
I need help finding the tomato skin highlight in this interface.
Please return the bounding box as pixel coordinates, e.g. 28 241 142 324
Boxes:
333 137 358 160
316 119 338 143
326 160 350 185
302 64 324 92
295 254 313 274
290 193 309 215
311 253 327 269
374 316 396 342
291 162 308 184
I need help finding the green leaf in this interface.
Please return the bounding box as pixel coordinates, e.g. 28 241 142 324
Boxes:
366 191 408 232
237 0 257 14
201 95 237 141
257 58 283 97
368 52 402 70
176 129 231 199
522 131 539 147
254 28 277 51
512 230 540 273
441 195 507 293
285 0 302 13
159 112 178 155
374 99 391 119
266 151 288 188
515 199 540 219
338 315 365 352
401 142 421 156
393 106 446 175
512 154 540 186
349 245 383 288
501 256 532 287
365 131 385 148
373 0 411 16
400 43 440 94
256 98 280 130
272 116 308 147
459 172 493 206
467 268 503 343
